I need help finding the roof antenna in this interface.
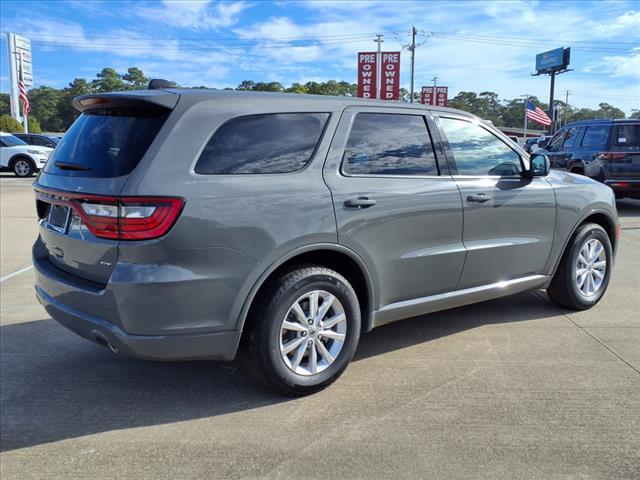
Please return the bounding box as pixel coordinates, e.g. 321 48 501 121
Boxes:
148 79 173 90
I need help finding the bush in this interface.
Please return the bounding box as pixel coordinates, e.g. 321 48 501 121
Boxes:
28 116 42 133
0 114 23 132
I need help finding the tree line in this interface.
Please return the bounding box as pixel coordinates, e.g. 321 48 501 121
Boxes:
0 67 636 133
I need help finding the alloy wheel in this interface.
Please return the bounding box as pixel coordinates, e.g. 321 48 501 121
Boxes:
575 238 607 297
279 290 347 376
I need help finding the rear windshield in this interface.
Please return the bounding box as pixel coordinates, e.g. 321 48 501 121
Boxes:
44 109 168 177
613 124 640 148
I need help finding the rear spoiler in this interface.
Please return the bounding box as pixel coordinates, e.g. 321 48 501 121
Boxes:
72 90 179 113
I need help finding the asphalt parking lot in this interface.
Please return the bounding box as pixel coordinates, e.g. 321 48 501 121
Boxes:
1 172 639 479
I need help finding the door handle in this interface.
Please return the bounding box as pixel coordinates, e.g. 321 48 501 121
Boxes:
466 193 490 203
344 197 376 208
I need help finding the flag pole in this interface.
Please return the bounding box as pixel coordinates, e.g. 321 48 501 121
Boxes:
523 95 528 142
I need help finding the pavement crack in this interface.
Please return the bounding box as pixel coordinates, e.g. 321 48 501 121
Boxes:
533 291 640 377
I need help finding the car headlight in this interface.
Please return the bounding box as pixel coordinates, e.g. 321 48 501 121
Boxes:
27 149 44 155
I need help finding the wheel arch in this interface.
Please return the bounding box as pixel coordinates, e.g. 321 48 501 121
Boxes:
9 154 35 169
552 209 618 276
236 244 377 336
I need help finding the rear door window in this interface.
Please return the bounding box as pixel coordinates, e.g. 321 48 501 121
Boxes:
195 113 329 174
342 113 439 176
44 109 168 177
581 125 610 148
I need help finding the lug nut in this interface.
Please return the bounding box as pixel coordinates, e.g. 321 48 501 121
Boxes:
308 340 313 346
308 319 313 325
302 331 307 337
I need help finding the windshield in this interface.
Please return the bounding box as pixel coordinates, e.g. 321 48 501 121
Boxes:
44 109 168 177
1 134 27 147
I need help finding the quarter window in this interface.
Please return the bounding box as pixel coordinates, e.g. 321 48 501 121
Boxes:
195 113 329 174
342 113 438 176
613 124 639 147
440 117 522 176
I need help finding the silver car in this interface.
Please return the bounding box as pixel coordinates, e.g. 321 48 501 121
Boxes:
33 88 618 395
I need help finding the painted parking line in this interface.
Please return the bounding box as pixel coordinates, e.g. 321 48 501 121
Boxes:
0 265 34 283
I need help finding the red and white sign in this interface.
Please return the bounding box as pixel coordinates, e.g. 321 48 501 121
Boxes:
380 51 401 100
421 86 433 105
435 86 448 107
420 86 448 106
357 52 377 99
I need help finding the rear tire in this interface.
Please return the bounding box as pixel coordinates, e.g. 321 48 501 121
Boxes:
11 157 35 177
547 223 612 310
247 266 361 396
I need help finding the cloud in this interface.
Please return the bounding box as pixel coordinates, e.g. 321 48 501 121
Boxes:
135 0 251 30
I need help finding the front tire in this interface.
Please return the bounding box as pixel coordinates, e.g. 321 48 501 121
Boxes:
247 266 361 396
547 223 612 310
12 157 35 177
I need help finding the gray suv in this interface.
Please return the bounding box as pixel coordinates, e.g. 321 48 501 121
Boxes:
33 89 618 395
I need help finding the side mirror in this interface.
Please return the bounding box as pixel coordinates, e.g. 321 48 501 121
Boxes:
529 153 550 177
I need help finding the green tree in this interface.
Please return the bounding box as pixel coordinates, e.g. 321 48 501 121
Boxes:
236 80 256 91
596 102 625 119
28 116 42 133
122 67 148 90
28 86 65 132
91 68 125 92
630 110 640 119
0 114 24 132
252 82 284 92
0 93 10 116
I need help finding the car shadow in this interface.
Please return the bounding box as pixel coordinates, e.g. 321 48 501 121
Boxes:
1 290 562 452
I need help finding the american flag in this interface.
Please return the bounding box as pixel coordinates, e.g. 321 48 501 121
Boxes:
18 79 30 115
525 100 550 126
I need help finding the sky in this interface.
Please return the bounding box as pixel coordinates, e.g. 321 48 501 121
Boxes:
0 0 638 114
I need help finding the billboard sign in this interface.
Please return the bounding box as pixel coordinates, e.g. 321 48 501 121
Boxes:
380 51 401 100
435 86 448 107
535 47 570 73
357 52 377 99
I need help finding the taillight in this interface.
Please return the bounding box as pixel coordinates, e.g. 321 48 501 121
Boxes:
35 188 184 241
598 152 626 161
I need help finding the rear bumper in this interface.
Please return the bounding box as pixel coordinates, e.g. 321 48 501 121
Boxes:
605 179 640 198
35 284 242 361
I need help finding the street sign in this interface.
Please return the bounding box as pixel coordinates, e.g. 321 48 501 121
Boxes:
421 86 433 105
357 52 377 99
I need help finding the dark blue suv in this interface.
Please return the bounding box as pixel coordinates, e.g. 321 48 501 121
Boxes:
541 119 640 199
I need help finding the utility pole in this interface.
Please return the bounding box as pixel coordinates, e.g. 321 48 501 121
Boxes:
430 76 438 106
373 34 384 100
563 89 570 126
409 26 417 103
520 94 532 141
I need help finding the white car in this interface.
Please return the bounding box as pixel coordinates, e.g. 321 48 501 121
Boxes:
0 132 53 177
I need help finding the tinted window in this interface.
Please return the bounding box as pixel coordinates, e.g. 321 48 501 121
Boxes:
1 135 27 147
613 124 640 147
440 117 522 176
31 136 53 147
581 125 610 148
562 127 581 149
45 109 168 177
547 130 565 151
343 113 438 176
195 113 329 174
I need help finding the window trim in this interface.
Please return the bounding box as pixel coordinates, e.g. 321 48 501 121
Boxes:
339 111 442 178
436 114 526 178
193 112 332 176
